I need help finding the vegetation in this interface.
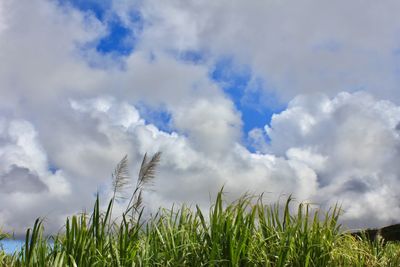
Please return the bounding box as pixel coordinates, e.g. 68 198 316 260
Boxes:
1 153 400 266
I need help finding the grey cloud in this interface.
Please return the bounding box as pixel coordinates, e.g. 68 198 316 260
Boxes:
0 165 48 194
395 122 400 131
340 177 371 194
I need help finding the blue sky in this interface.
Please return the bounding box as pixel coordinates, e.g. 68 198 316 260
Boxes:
210 58 284 131
2 0 400 244
1 240 24 255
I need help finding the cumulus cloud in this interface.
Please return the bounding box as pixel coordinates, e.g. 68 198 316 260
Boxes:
9 90 400 233
61 91 400 230
263 92 400 228
67 96 318 213
0 92 318 235
0 118 71 235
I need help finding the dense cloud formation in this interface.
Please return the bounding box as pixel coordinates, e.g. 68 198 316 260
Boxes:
135 0 400 102
1 0 400 235
265 92 400 228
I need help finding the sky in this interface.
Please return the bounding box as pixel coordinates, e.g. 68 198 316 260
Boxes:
1 0 400 238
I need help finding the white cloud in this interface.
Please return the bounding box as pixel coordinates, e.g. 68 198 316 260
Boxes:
0 0 106 110
172 97 242 155
0 118 71 235
264 92 400 228
67 96 319 213
135 0 400 102
0 93 321 235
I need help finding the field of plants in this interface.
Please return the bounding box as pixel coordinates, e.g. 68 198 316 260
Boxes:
1 153 400 266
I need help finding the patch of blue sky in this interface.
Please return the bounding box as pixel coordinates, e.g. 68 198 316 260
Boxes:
0 239 24 255
97 9 143 56
59 0 111 21
211 58 283 131
1 239 55 255
135 102 173 134
48 165 59 174
210 57 285 151
59 0 141 56
96 17 135 55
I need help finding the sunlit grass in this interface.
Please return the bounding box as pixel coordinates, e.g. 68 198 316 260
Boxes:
1 154 400 266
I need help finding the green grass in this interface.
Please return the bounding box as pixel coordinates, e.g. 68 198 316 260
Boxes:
2 192 400 266
1 154 400 266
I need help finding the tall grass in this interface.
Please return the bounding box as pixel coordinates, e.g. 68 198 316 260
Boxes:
1 154 400 266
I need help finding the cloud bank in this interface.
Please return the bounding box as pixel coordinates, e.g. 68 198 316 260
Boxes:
136 0 400 102
1 0 400 235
